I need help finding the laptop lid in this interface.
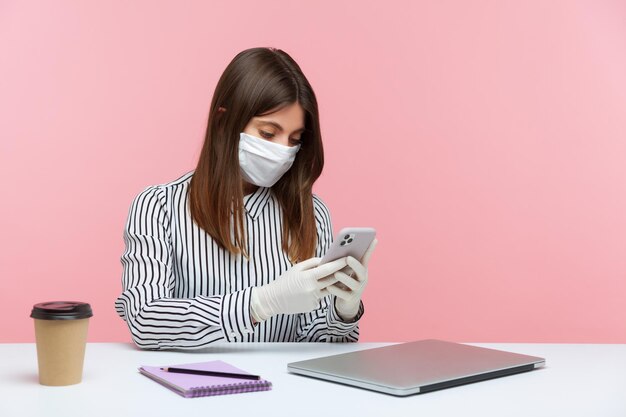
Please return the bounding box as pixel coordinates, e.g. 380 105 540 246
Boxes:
287 339 545 396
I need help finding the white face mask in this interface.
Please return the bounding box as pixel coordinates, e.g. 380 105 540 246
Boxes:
238 132 301 187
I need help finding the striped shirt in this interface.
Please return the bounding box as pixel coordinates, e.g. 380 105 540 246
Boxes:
115 171 364 350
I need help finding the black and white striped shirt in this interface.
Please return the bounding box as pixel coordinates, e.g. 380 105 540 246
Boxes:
115 171 364 350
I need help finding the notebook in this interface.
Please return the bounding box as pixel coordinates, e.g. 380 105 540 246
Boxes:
139 360 272 398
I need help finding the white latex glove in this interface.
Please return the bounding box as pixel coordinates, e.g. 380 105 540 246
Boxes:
327 238 378 321
250 257 347 322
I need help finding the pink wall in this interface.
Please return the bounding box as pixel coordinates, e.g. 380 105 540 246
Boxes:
1 0 625 343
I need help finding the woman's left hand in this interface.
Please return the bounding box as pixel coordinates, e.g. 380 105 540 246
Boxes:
326 238 378 321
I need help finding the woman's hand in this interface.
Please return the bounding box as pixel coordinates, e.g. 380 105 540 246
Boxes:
327 238 378 321
250 256 346 323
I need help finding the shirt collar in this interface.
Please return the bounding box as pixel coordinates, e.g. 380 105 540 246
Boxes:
243 186 272 220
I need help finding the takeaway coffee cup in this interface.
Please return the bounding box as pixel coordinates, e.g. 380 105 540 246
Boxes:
30 301 93 386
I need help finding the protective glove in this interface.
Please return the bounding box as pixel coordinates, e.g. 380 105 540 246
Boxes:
250 256 347 323
326 238 378 321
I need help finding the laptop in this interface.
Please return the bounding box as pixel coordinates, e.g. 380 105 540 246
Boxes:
287 339 545 396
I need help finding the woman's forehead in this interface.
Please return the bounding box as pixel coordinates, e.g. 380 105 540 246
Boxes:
254 103 305 131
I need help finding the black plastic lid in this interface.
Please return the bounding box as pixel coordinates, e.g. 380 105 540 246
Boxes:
30 301 93 320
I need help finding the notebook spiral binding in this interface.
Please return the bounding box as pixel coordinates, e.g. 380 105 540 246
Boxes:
190 380 273 397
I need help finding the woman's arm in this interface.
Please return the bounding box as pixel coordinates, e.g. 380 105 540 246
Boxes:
294 195 363 342
114 186 256 350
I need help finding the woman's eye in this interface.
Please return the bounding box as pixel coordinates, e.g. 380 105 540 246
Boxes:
290 138 302 145
259 130 274 138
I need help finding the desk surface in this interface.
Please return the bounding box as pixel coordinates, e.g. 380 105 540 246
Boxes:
1 342 625 417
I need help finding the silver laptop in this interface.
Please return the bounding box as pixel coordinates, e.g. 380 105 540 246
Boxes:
287 339 545 396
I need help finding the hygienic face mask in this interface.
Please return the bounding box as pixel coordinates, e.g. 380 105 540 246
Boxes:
238 132 301 187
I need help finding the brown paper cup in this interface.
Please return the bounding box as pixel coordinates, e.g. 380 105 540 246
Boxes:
31 301 93 386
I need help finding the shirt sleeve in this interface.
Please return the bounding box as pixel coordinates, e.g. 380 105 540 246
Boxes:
114 185 255 351
295 194 364 342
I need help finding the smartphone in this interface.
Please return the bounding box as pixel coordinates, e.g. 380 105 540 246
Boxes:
319 227 377 265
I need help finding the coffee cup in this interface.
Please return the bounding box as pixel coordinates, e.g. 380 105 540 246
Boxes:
30 301 93 386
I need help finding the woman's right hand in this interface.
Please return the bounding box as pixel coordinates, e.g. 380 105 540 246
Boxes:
250 257 347 322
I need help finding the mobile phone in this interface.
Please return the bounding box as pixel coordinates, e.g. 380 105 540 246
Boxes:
319 227 377 265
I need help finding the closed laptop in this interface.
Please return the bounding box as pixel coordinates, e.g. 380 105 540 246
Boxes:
287 339 545 396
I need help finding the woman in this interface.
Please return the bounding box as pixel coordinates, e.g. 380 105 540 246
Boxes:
115 47 377 350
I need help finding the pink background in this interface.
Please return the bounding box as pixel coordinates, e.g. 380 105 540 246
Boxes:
1 0 625 344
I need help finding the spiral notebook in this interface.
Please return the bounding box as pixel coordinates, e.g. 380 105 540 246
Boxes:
139 360 272 398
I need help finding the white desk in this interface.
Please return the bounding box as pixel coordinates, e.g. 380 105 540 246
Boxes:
1 342 625 417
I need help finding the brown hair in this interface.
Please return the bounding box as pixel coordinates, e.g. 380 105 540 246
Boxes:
189 47 324 263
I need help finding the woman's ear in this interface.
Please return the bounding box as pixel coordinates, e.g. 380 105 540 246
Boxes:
214 106 227 130
215 106 227 124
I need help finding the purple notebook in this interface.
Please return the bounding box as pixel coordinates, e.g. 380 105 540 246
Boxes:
139 360 272 398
